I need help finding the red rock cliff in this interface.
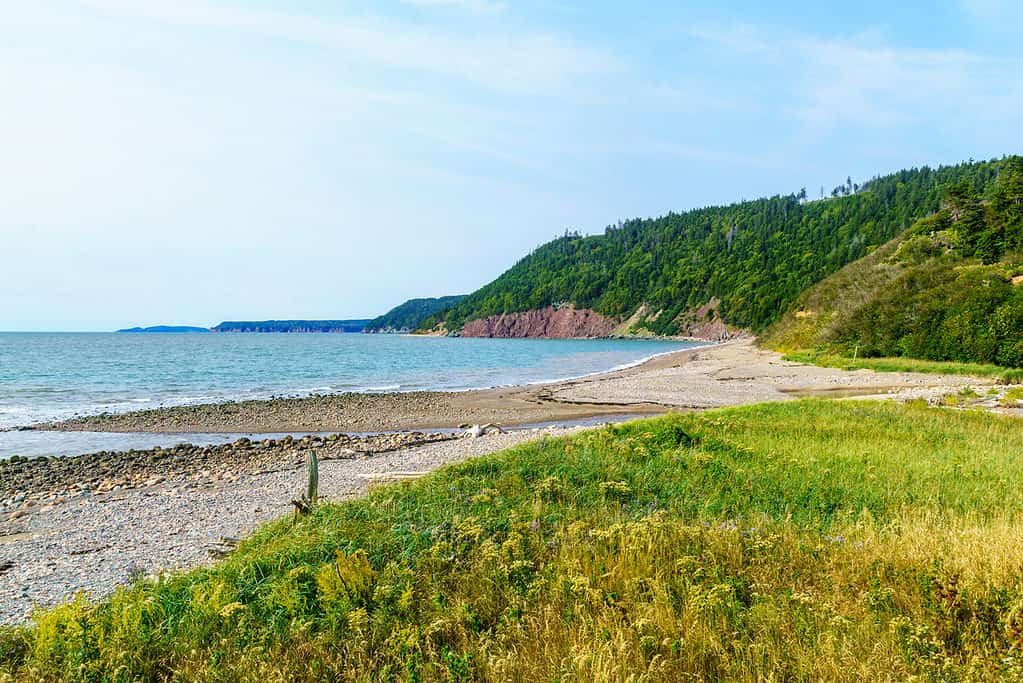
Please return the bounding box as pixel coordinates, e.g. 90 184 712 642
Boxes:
459 306 617 339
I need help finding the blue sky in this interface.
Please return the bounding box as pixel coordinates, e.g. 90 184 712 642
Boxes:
2 0 1021 330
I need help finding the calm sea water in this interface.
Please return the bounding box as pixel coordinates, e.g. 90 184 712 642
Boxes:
0 333 697 433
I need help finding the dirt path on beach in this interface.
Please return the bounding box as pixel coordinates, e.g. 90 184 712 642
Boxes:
38 339 988 434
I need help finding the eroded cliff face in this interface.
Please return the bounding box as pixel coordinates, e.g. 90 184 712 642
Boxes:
460 306 617 339
671 298 742 342
457 301 747 340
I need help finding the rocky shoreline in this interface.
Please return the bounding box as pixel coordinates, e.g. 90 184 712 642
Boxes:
31 388 669 435
0 431 454 515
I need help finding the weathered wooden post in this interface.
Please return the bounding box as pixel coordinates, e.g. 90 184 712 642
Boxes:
291 449 319 516
305 449 319 506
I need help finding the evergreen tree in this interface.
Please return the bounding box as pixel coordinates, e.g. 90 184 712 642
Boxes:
992 156 1023 252
946 181 987 258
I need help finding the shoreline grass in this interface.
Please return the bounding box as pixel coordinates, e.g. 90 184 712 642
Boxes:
782 350 1023 384
3 400 1023 681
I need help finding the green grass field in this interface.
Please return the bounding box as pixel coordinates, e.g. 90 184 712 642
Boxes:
4 400 1023 681
782 351 1023 384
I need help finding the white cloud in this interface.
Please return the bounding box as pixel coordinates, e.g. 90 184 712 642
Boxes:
691 25 1022 131
687 24 773 56
794 39 990 127
76 0 619 96
399 0 506 15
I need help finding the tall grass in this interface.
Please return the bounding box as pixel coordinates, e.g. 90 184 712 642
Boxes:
783 350 1023 383
3 400 1023 681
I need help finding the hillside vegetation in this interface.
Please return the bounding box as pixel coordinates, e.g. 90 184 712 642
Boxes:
763 156 1023 367
4 400 1023 681
365 296 466 333
426 159 1003 335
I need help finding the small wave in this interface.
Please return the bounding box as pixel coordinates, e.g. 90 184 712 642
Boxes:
0 406 34 415
364 384 401 392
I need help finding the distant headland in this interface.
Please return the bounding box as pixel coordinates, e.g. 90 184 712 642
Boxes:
117 320 372 333
114 296 471 334
116 325 209 333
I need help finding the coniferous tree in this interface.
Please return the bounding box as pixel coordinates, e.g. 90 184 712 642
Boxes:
946 181 986 258
992 156 1023 252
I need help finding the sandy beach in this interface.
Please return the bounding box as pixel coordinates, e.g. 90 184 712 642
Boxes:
0 339 998 624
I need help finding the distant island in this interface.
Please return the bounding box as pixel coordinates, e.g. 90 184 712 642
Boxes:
211 319 371 333
116 320 374 333
117 325 209 333
364 295 466 333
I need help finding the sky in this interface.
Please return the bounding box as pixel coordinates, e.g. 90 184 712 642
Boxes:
2 0 1021 330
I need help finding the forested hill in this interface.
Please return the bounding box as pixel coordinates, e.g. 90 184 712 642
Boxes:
364 295 466 333
762 155 1023 367
425 159 1003 336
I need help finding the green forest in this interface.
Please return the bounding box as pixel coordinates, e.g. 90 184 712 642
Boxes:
364 296 466 332
425 159 1004 335
764 156 1023 367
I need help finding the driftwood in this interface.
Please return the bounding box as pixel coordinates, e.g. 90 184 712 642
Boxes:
461 423 506 438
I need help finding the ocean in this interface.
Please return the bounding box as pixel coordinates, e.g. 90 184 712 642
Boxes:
0 333 698 457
